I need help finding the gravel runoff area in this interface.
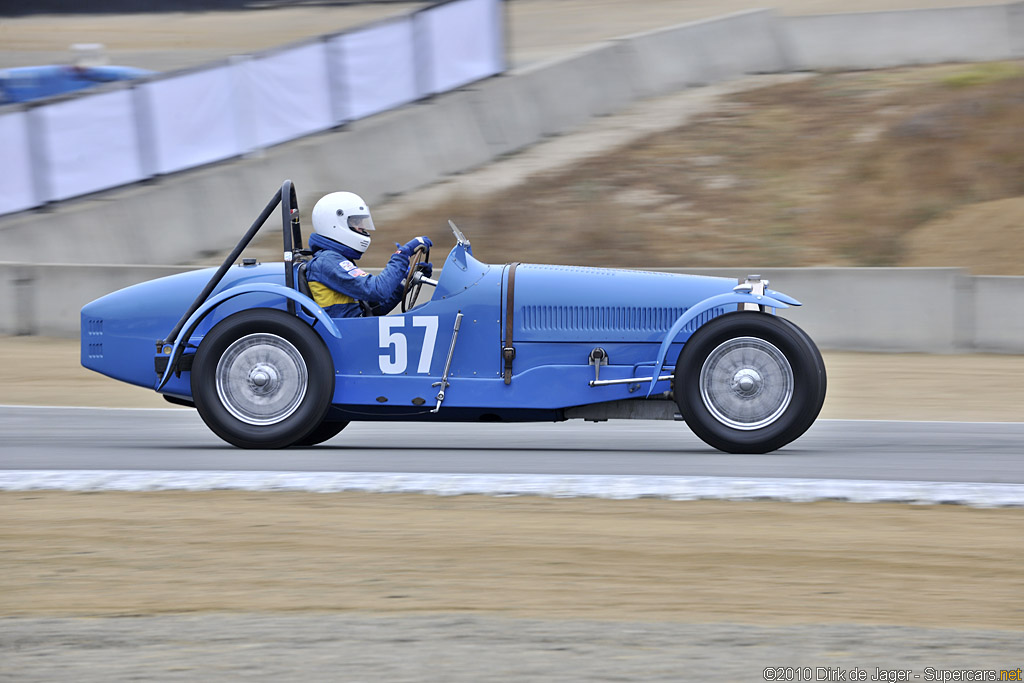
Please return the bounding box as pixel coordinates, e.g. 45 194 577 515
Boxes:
3 616 1022 682
1 493 1022 680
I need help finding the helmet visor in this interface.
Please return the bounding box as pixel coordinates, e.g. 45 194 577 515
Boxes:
347 214 375 236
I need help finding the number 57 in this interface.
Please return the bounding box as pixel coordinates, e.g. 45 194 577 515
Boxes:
378 316 439 375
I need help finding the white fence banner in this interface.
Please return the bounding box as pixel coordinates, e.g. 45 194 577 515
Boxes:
418 0 504 95
144 66 242 175
38 88 143 202
0 111 36 215
0 0 506 217
238 41 334 149
329 17 418 122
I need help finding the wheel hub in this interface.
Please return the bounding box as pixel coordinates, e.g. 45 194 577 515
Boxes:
732 368 762 397
215 333 308 426
699 336 793 431
248 364 279 393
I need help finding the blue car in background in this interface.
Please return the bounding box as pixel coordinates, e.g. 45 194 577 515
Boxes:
0 64 152 104
80 181 826 453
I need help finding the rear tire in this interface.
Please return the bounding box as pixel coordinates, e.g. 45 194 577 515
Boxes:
293 420 349 447
191 309 334 449
672 312 825 454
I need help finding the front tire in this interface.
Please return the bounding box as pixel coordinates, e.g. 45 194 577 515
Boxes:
673 312 826 454
191 309 334 449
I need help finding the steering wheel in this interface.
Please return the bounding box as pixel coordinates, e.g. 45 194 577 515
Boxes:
401 244 430 313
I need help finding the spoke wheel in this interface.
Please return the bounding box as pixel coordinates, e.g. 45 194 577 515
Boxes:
699 337 793 431
192 309 334 449
216 333 308 426
673 312 825 454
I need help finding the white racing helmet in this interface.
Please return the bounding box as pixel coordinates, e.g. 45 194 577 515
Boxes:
311 191 376 254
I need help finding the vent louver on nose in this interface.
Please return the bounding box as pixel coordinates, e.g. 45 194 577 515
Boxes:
85 318 103 358
521 306 688 332
520 305 728 334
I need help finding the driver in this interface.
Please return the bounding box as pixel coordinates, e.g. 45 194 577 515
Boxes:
305 191 432 317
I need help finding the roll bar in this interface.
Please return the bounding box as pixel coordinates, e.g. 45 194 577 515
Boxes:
156 179 304 362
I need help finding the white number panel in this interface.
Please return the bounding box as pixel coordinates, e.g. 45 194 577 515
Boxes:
378 316 439 375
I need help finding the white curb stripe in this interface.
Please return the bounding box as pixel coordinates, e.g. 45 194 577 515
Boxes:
1 471 1023 508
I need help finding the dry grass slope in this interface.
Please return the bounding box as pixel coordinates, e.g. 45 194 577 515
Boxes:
377 62 1024 274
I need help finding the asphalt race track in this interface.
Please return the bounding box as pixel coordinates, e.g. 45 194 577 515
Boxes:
2 406 1022 484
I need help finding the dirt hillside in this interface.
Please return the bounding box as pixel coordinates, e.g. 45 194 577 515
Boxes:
376 62 1024 274
904 197 1024 274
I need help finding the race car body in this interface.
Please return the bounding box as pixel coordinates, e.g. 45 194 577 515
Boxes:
82 181 826 453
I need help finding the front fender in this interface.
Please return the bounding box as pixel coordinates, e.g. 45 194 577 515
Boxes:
765 288 801 306
645 291 796 397
156 283 340 391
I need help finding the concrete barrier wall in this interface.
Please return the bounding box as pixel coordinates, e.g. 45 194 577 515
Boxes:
467 9 790 155
620 9 792 98
971 276 1024 353
499 43 637 140
0 263 197 337
458 40 638 158
680 268 969 353
784 4 1017 70
1011 2 1024 57
2 262 1022 355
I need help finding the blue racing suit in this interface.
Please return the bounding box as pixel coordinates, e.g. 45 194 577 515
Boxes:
304 233 409 318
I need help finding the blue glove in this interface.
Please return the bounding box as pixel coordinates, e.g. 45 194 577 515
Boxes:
417 262 433 278
397 236 432 256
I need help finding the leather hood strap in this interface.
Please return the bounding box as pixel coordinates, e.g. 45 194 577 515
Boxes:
502 263 520 385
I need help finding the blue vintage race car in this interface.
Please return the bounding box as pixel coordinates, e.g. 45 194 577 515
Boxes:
0 64 153 104
81 181 826 453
